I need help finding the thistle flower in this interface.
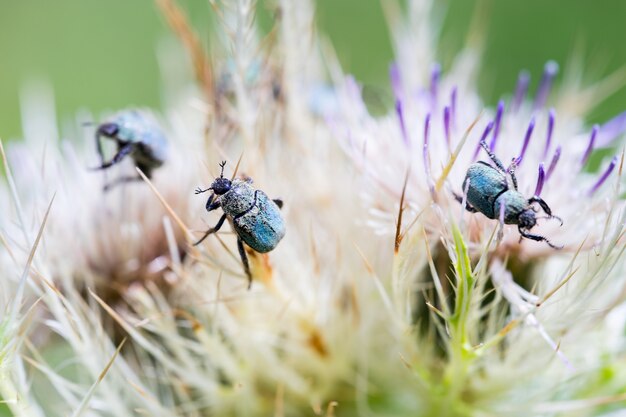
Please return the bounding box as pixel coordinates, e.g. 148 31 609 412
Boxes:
0 1 625 417
332 60 624 258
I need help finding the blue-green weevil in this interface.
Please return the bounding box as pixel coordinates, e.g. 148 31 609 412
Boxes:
456 138 562 248
91 109 168 190
194 162 286 288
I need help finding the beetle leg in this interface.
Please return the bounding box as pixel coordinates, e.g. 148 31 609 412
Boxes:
528 196 552 215
507 158 519 190
103 175 143 192
203 193 215 211
91 143 134 170
273 198 284 209
479 139 507 174
237 237 253 289
207 196 221 212
528 196 563 226
453 192 478 213
194 213 227 246
518 226 563 249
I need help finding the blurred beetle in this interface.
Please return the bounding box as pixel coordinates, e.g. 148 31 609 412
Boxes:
455 138 562 248
194 161 286 288
91 109 168 190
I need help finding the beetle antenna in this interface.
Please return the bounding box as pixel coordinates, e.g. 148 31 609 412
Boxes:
219 161 226 178
518 227 563 249
536 214 563 226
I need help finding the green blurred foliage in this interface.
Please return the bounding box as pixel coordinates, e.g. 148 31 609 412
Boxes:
1 0 625 140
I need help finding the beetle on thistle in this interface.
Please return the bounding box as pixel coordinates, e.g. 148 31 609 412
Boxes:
194 161 286 288
91 109 168 191
456 137 562 248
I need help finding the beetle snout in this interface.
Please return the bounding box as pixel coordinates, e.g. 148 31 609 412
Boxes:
518 209 537 230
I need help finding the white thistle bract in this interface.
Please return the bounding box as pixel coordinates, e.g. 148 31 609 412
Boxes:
0 1 625 416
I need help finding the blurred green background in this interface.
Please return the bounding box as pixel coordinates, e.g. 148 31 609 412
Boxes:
1 0 626 140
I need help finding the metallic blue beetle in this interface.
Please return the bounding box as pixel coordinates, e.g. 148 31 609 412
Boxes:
456 138 562 248
194 162 286 288
91 109 168 190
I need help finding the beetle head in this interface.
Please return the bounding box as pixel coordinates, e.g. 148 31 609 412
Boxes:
211 177 231 195
97 122 119 138
518 209 537 230
211 161 231 195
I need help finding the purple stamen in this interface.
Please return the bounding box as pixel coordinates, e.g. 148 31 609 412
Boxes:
443 106 451 148
546 145 561 180
396 100 409 145
489 100 505 151
423 113 432 180
389 62 402 101
534 163 545 196
597 110 626 147
430 63 441 103
516 117 536 166
580 124 599 166
450 87 457 129
534 61 559 110
543 108 556 159
512 70 530 112
472 121 495 160
588 156 618 195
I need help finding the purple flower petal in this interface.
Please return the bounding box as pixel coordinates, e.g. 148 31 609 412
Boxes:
396 100 409 145
580 125 599 166
543 108 555 159
430 63 441 103
597 110 626 147
450 87 457 130
472 122 495 160
588 156 618 195
517 117 536 166
546 145 561 180
512 70 530 112
443 106 451 148
389 62 402 102
534 61 559 110
423 113 432 181
489 100 505 151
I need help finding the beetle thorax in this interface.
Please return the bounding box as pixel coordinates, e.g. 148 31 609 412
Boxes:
494 190 528 225
220 180 256 216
